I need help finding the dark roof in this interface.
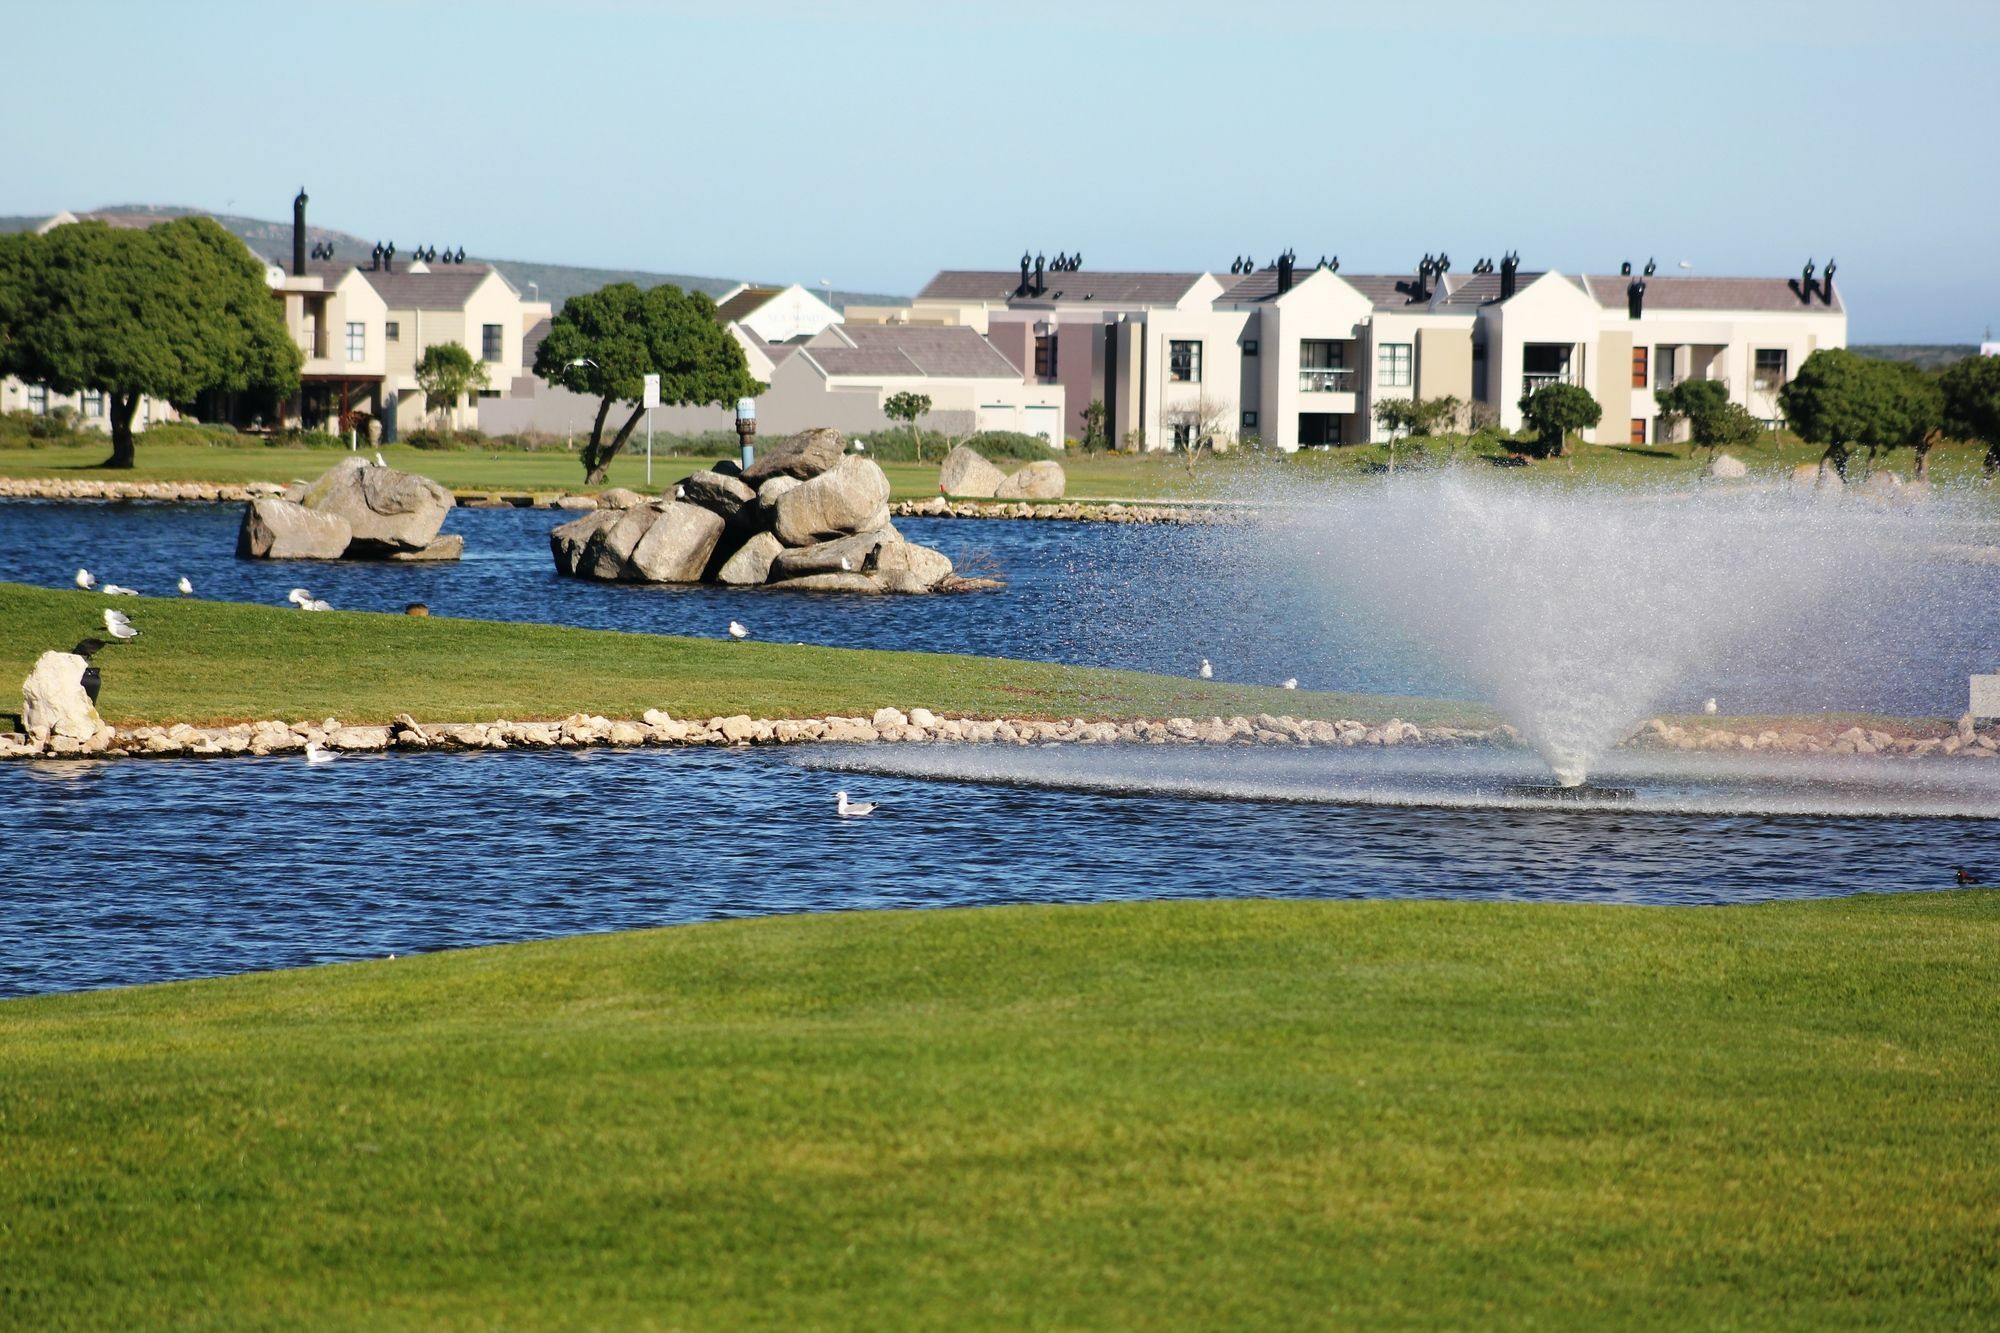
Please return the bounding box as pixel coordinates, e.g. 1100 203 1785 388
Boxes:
715 285 783 323
804 325 1020 379
736 326 800 367
522 317 551 370
918 269 1207 305
1579 274 1844 314
289 257 511 310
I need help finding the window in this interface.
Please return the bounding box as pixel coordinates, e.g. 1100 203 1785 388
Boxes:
1168 340 1201 383
346 321 365 362
385 320 400 342
1631 418 1646 445
1754 348 1788 390
1654 345 1676 390
82 390 104 417
1631 346 1648 389
27 384 47 414
1242 339 1259 356
1299 413 1342 447
1170 421 1194 449
482 323 503 362
1242 410 1258 429
1299 339 1343 369
1033 333 1058 379
1377 342 1412 388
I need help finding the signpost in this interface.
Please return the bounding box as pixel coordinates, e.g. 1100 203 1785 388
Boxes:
642 373 661 486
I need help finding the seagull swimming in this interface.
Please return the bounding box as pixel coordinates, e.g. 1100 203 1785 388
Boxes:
74 568 96 590
1703 698 1719 715
728 620 750 640
177 576 193 596
835 790 877 818
1282 678 1298 690
304 741 337 765
1198 658 1213 679
102 584 139 596
102 608 139 639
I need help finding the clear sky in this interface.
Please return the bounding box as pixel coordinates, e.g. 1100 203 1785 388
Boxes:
6 0 1995 341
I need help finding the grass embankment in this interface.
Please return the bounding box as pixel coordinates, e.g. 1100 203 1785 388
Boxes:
3 893 1996 1326
0 581 1479 730
7 434 1995 501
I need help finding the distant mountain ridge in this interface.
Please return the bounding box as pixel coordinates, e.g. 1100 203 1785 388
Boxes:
0 204 908 312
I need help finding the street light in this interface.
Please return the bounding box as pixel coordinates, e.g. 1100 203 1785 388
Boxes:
565 359 598 451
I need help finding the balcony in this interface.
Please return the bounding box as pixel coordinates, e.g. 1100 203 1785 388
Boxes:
1521 371 1575 396
1298 367 1356 393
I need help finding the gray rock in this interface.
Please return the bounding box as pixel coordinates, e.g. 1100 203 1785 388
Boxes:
554 494 600 510
1706 453 1748 479
677 470 757 518
596 487 648 509
772 456 893 546
755 475 801 512
740 427 845 485
549 509 619 577
767 525 905 579
21 650 103 744
587 504 664 580
874 541 955 593
939 444 1005 498
297 461 454 553
388 534 464 562
238 497 353 560
995 459 1066 500
715 531 785 585
627 502 726 582
766 570 886 594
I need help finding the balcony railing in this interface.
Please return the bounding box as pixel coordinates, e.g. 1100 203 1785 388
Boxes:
1521 371 1575 395
1298 367 1355 393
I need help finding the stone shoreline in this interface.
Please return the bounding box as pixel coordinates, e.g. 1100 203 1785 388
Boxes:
6 709 1996 763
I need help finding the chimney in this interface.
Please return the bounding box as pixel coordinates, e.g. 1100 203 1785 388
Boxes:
1822 257 1836 304
1499 251 1519 300
1801 258 1816 303
370 242 383 272
291 187 308 277
1033 252 1046 296
1017 251 1031 298
1277 249 1295 295
1627 278 1646 319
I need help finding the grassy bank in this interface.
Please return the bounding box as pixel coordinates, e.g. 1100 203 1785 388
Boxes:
2 893 1995 1326
6 434 1995 501
0 581 1481 729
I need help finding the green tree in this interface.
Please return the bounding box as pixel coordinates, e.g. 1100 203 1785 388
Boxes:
414 342 489 436
0 217 300 467
884 391 933 460
1876 360 1944 478
1375 394 1464 439
1079 399 1108 453
1518 382 1601 458
534 283 763 484
1940 353 2000 476
1779 348 1880 478
1655 378 1763 461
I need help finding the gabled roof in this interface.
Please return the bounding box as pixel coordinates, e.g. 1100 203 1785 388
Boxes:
735 325 801 367
801 324 1021 379
1578 274 1844 314
522 317 551 370
290 258 513 310
714 284 785 323
917 270 1208 306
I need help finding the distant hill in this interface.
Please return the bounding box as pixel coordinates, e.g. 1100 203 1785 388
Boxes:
0 205 908 312
1852 344 1979 370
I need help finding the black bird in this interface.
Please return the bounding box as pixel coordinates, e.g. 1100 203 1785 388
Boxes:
72 637 106 704
1956 867 1979 886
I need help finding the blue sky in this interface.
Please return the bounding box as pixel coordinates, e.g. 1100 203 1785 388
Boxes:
7 0 1995 341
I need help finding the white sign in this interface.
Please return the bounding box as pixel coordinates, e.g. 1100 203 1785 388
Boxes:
642 373 660 409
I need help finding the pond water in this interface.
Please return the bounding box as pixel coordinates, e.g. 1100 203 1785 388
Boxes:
2 743 1992 998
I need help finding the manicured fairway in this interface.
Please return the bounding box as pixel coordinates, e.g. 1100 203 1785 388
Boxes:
0 581 1482 729
1 893 1995 1327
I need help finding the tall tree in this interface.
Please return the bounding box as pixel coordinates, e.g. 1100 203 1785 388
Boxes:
1778 348 1879 478
1940 353 2000 475
1518 382 1601 457
534 283 764 484
1655 378 1763 461
0 217 300 467
414 342 489 436
1876 360 1943 478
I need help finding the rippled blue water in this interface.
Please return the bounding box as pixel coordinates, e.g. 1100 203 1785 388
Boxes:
1 744 1989 998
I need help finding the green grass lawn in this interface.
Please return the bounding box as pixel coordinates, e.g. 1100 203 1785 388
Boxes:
2 892 1995 1327
7 434 1994 502
0 581 1482 729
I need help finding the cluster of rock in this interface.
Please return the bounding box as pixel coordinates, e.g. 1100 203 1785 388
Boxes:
0 477 268 502
0 708 1512 761
549 428 963 594
938 444 1068 500
893 496 1232 525
1631 715 2000 758
238 458 461 561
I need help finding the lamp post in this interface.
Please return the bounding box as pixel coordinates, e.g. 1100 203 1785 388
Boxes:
565 357 597 452
736 397 757 470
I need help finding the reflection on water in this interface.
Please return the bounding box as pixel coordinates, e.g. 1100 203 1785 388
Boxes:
1 745 1990 999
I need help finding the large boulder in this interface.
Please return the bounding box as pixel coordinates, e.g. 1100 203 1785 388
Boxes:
627 502 726 582
587 505 665 580
767 570 886 594
389 534 466 562
22 650 104 744
550 509 619 576
677 470 757 519
768 525 905 580
772 456 892 546
298 458 455 553
873 541 955 594
755 475 801 513
596 487 648 510
939 444 1005 498
715 531 785 585
740 427 845 485
995 459 1066 500
1706 453 1748 479
238 497 353 560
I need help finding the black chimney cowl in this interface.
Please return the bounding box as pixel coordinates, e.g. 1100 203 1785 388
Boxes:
1628 278 1646 319
291 188 308 277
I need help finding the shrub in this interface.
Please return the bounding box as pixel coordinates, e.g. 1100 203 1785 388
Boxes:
404 427 489 451
965 431 1059 461
266 429 346 451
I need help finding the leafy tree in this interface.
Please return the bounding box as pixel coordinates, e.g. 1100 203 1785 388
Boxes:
884 391 934 460
0 217 300 467
413 342 489 436
1518 382 1601 458
1940 353 2000 476
1655 378 1763 461
1779 348 1879 478
534 282 763 484
1876 360 1943 478
1080 398 1108 453
1374 394 1463 439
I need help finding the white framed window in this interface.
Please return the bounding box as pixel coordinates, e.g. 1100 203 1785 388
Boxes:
386 320 400 342
82 390 104 417
1168 340 1202 384
346 322 365 362
27 384 47 414
1377 343 1412 388
482 323 503 362
1754 348 1788 390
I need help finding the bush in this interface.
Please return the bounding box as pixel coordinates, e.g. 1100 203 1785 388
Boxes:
266 429 347 451
849 426 949 462
404 427 489 451
141 421 247 449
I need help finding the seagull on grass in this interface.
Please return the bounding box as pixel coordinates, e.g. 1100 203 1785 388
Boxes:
304 741 337 765
374 451 387 467
177 576 193 597
102 584 139 596
1703 698 1719 715
835 791 877 818
1198 658 1213 679
102 608 139 640
728 620 750 640
1282 678 1298 690
74 568 96 590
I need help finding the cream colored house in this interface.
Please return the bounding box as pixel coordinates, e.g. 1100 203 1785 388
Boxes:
714 282 843 343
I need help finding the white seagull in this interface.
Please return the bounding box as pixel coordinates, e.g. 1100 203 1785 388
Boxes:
74 568 96 590
1198 658 1213 679
674 484 686 500
1282 678 1299 690
839 556 853 571
302 598 332 612
728 620 750 640
1702 698 1719 715
287 587 313 607
835 790 877 818
102 584 139 596
177 576 193 597
103 608 139 639
373 451 387 467
304 741 337 765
